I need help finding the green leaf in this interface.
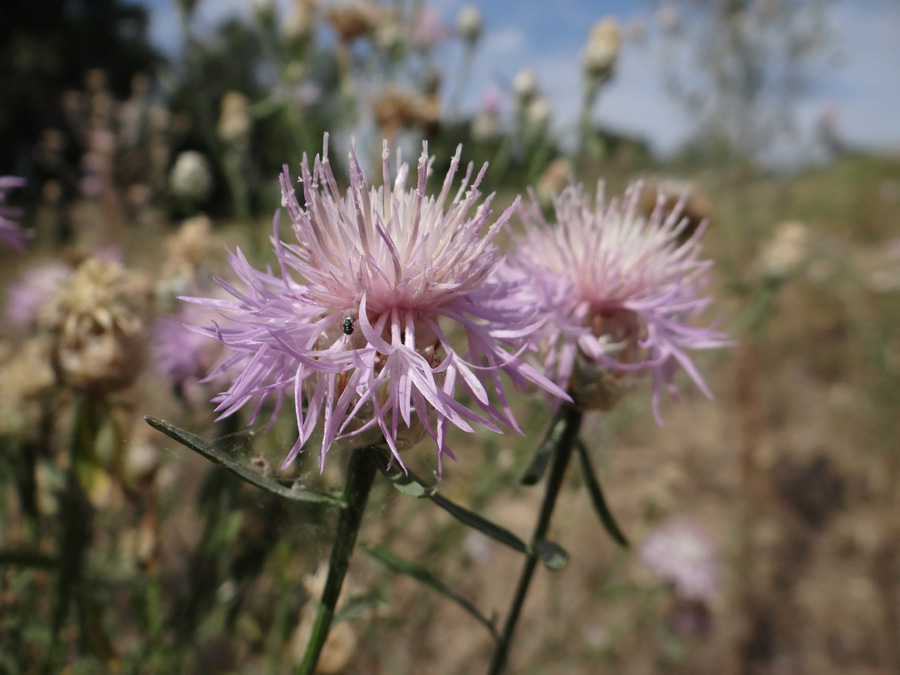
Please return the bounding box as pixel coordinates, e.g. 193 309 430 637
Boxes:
427 492 530 556
374 458 435 498
533 539 569 571
144 417 344 508
333 593 383 626
520 410 568 485
576 440 629 547
364 544 498 641
370 454 567 568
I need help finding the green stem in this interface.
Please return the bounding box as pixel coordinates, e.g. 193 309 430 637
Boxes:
297 447 378 675
49 396 98 671
487 404 583 675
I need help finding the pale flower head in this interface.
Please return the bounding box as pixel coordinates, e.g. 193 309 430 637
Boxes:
512 68 538 105
756 220 810 282
510 182 730 419
582 17 622 81
184 135 566 472
640 519 718 601
457 5 482 44
169 151 213 203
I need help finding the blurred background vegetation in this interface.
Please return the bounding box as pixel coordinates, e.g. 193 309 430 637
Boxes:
1 0 899 673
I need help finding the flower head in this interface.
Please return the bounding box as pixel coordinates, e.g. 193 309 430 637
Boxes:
185 135 565 472
152 303 225 388
510 182 730 419
6 261 73 326
0 177 29 251
640 519 718 601
40 257 154 394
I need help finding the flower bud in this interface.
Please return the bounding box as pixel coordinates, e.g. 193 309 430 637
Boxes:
457 5 482 44
169 151 212 203
581 17 622 81
512 67 538 105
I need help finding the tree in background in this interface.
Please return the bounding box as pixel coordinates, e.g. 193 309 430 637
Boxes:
0 0 161 176
653 0 835 164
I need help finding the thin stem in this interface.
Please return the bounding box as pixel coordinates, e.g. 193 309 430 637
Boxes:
487 404 583 675
297 447 378 675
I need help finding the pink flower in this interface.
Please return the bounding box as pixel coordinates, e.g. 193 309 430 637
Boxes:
184 135 566 472
640 519 718 601
152 303 226 389
0 177 29 251
5 261 72 326
410 7 449 49
509 182 730 420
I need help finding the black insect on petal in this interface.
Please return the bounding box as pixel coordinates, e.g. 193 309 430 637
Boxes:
343 316 354 335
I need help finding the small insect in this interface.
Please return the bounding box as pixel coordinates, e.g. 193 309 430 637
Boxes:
342 316 355 335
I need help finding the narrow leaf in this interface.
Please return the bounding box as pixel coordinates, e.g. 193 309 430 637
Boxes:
534 539 569 571
428 492 529 556
333 593 382 626
520 410 568 485
364 544 499 641
144 417 344 508
370 454 568 566
576 440 629 547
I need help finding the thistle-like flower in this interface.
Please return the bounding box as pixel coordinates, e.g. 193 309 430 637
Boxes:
509 182 729 419
185 136 565 471
639 519 718 601
0 177 29 251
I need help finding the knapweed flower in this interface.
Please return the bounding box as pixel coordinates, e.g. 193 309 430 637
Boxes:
40 257 154 394
639 519 718 601
184 135 565 471
6 261 73 326
0 177 29 251
152 302 225 391
510 182 730 419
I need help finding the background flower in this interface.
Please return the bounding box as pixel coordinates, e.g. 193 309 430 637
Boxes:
185 136 565 471
510 182 730 419
640 519 718 601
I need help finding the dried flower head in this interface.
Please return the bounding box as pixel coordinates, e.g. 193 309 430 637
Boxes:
372 89 440 144
40 257 154 394
184 135 565 471
218 92 252 145
161 214 220 287
640 519 718 601
510 182 729 419
327 1 380 41
0 177 29 251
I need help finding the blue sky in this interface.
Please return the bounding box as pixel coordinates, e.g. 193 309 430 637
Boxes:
138 0 900 160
